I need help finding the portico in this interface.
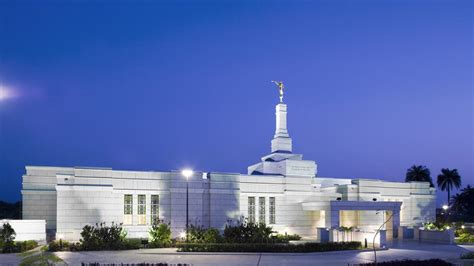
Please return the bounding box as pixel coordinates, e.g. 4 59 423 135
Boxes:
303 201 401 240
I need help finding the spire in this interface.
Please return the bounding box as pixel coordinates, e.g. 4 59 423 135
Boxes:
271 103 292 153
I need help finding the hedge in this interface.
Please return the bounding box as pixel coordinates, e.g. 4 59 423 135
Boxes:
0 240 38 253
177 241 361 252
353 259 453 266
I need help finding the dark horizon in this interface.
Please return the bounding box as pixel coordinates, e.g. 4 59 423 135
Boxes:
0 1 472 206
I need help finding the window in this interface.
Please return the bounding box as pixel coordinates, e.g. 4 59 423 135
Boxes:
259 197 265 224
138 195 146 225
151 195 159 225
248 197 255 223
124 194 133 225
269 197 276 224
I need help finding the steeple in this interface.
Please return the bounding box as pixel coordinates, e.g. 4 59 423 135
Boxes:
247 82 317 177
271 103 292 153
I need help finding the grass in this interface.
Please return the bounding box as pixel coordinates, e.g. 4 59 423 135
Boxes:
18 249 38 258
18 245 64 266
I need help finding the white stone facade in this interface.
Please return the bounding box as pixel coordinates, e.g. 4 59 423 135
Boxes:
21 102 436 241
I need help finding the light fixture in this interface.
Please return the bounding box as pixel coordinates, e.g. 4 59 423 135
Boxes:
180 232 186 239
442 205 449 211
446 226 450 230
462 225 465 229
181 169 193 179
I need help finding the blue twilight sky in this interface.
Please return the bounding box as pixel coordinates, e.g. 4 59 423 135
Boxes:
0 0 472 205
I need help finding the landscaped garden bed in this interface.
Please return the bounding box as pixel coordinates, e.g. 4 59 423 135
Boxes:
47 220 363 253
176 241 361 252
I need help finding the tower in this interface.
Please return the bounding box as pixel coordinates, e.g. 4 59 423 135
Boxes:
247 84 317 177
271 103 292 153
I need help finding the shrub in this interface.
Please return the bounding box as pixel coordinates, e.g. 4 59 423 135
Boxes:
354 259 453 266
177 241 361 252
457 232 474 243
272 234 302 243
16 240 38 252
223 222 274 243
186 225 222 244
48 240 71 252
123 238 141 250
80 222 131 251
202 228 221 243
461 252 474 259
149 222 172 248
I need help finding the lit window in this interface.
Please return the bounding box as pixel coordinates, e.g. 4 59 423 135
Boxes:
269 197 276 224
259 197 265 224
138 195 146 225
248 197 256 223
124 194 133 225
151 195 159 225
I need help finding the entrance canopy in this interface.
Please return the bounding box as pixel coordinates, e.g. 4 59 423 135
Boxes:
302 200 401 211
302 200 402 230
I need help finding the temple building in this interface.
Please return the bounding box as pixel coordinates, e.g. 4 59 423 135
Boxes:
21 91 436 242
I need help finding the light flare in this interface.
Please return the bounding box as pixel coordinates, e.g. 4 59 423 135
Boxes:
0 85 17 101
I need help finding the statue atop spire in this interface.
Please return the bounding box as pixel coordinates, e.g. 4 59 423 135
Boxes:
271 80 284 103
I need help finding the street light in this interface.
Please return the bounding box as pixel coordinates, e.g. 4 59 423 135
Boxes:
373 210 394 265
442 204 449 223
181 169 193 242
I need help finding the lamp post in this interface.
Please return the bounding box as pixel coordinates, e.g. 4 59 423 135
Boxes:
181 169 193 242
373 210 394 265
442 204 449 223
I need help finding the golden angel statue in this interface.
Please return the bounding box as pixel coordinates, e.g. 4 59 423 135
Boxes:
271 80 284 102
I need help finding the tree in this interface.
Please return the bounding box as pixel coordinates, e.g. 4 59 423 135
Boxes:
437 168 462 205
451 185 474 222
405 165 433 187
0 223 16 253
0 201 22 219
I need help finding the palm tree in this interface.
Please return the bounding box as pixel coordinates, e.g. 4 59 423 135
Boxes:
405 165 433 187
437 168 462 205
451 185 474 222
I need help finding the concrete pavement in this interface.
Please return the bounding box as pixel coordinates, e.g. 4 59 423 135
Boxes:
2 241 474 266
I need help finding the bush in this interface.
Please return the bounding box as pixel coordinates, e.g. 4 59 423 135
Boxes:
149 222 172 248
123 238 141 250
177 241 361 252
48 240 71 252
354 259 453 266
457 232 474 243
16 240 38 252
186 225 222 244
461 252 474 259
223 222 274 243
80 222 132 251
272 234 302 243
